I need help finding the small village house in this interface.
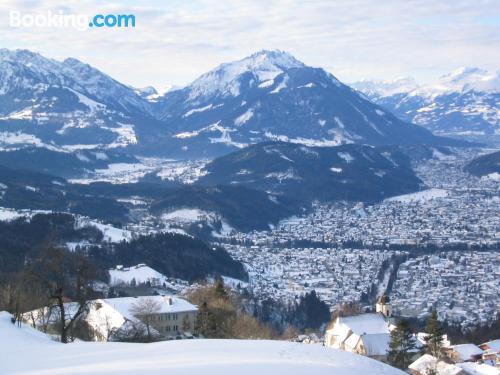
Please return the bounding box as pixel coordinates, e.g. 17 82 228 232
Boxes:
325 295 393 361
445 344 484 363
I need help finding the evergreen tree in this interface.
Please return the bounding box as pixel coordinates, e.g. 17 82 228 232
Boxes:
424 310 444 358
291 290 330 330
195 301 217 337
214 277 228 299
387 319 416 369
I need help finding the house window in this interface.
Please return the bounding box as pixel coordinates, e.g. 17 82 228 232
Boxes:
173 325 178 331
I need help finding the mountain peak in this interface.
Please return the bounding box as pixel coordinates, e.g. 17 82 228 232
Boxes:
434 66 499 93
0 48 41 61
0 48 60 72
440 66 488 86
186 50 305 100
63 57 88 67
244 49 305 70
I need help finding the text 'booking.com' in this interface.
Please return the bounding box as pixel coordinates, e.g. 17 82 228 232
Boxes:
9 11 136 31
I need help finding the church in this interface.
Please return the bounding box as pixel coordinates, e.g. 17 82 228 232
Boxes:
325 295 393 361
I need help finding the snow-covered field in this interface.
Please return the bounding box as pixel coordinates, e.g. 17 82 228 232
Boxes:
161 208 214 222
69 158 209 185
109 264 167 286
76 217 132 243
0 311 404 375
0 207 25 221
483 172 500 182
384 188 449 203
0 207 51 221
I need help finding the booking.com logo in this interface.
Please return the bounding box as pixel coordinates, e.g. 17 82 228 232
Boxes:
9 10 136 31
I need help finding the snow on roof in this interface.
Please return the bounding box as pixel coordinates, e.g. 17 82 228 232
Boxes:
103 296 198 317
482 339 500 352
344 333 361 349
360 333 391 357
457 362 499 375
409 354 463 375
326 321 352 349
450 343 484 361
335 313 389 336
1 317 408 375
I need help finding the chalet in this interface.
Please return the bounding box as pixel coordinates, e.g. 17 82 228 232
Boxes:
479 340 500 368
445 344 484 363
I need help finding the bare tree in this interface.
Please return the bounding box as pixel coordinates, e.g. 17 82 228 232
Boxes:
29 244 97 343
130 297 161 341
0 269 50 327
334 301 363 318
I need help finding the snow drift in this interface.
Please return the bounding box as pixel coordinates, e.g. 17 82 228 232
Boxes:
0 311 405 375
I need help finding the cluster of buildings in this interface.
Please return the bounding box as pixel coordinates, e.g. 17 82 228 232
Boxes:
223 245 397 307
324 297 499 375
221 243 499 326
409 340 500 375
390 252 500 329
227 150 498 249
215 150 499 328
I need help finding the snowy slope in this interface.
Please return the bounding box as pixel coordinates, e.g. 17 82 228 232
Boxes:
0 311 405 375
76 217 132 242
352 67 500 138
384 188 449 203
109 264 168 286
0 311 57 350
0 49 150 152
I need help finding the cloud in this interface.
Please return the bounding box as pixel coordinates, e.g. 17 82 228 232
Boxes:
0 0 498 87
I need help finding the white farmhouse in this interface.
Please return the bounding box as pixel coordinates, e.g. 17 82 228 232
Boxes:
23 295 198 342
325 295 393 361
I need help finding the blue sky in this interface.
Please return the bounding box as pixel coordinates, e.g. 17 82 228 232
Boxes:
0 0 498 88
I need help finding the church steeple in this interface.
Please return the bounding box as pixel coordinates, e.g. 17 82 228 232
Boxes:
376 293 392 318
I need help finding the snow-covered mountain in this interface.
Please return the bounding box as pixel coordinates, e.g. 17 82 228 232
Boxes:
352 77 419 98
352 67 500 139
0 49 151 152
0 48 470 158
152 50 464 157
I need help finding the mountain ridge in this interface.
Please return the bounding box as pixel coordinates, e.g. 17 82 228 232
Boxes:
0 48 473 159
352 67 499 139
